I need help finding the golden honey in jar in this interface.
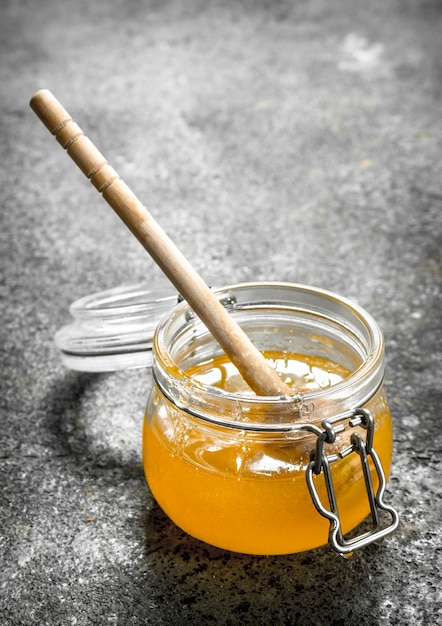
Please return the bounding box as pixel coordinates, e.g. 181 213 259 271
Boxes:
142 282 397 555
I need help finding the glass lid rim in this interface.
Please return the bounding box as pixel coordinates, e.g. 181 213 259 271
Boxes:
69 282 177 319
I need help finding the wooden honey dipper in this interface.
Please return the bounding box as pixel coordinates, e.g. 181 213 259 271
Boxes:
30 89 292 397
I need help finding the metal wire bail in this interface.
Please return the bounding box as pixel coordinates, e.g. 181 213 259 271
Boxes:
306 408 399 556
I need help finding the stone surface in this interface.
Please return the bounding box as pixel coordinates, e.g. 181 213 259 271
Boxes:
1 0 441 624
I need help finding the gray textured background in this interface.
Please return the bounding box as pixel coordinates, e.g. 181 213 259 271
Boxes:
1 0 441 624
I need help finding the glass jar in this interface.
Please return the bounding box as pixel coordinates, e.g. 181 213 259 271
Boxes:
142 282 398 556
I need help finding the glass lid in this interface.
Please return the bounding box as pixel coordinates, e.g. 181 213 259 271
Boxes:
54 283 177 372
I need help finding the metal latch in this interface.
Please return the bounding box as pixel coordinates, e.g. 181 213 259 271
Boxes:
306 408 399 557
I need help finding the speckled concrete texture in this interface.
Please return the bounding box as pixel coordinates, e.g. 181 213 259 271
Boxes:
1 0 441 624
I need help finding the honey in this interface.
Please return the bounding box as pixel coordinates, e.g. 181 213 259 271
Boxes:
142 282 397 555
143 353 392 554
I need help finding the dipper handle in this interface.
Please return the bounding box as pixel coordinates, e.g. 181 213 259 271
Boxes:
30 89 291 397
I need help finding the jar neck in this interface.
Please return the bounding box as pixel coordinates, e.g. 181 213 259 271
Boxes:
152 282 386 432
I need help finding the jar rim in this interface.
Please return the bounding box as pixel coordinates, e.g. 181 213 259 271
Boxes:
152 281 385 430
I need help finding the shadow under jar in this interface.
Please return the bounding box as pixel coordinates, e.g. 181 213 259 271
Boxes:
143 282 398 556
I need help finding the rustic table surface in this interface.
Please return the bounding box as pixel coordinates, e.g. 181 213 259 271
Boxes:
1 1 441 624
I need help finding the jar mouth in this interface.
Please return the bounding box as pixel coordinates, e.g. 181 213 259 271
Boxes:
153 282 385 430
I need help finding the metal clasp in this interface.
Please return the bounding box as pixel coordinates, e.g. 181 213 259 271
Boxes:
306 408 399 557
